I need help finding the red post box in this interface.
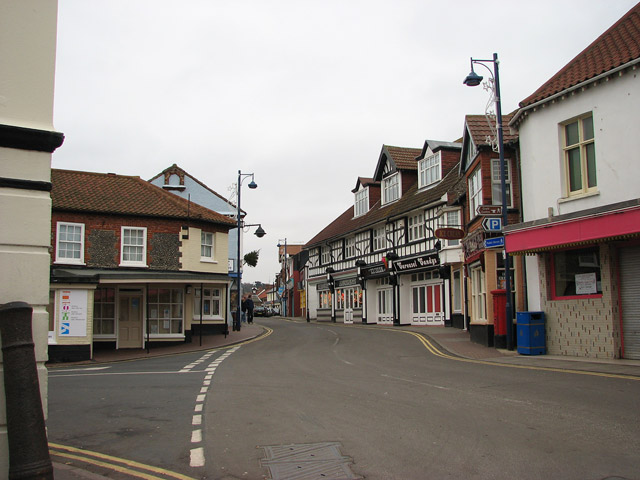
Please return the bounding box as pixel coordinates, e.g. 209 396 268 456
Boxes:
491 289 507 337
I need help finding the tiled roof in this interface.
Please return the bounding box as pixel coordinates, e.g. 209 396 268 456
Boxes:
351 177 379 193
305 163 462 248
384 145 422 170
520 3 640 107
466 113 518 146
52 169 236 227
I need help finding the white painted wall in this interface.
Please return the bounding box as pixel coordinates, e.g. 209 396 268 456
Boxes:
517 71 640 222
0 1 59 474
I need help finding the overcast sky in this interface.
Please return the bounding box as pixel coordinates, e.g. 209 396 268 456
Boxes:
52 0 638 284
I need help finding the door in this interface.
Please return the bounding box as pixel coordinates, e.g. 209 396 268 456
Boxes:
411 282 444 325
620 247 640 359
118 293 143 348
377 288 393 324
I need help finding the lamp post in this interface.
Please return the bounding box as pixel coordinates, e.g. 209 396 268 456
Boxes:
235 170 266 332
277 239 288 317
463 52 514 350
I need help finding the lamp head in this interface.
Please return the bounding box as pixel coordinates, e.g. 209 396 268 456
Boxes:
463 69 483 87
254 225 266 238
248 180 258 189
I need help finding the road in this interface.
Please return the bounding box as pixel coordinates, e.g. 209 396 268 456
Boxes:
48 317 640 479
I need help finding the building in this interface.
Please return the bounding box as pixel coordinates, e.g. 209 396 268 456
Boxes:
48 169 236 361
505 4 640 359
276 242 304 317
459 114 524 347
305 142 462 326
0 1 64 474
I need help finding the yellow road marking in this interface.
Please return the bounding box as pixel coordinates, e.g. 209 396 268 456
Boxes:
49 443 198 480
305 320 640 381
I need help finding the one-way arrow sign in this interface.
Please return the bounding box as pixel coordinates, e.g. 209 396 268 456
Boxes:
482 217 503 232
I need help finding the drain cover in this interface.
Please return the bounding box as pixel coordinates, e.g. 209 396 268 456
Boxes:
259 442 361 479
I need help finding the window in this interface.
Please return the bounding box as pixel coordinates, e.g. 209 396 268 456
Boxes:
491 159 512 207
418 152 441 188
373 226 387 251
438 210 461 246
382 172 400 205
121 227 147 266
469 167 482 219
470 264 486 321
452 269 462 312
386 220 405 248
345 237 355 259
56 222 85 264
318 290 332 309
331 241 343 262
355 231 370 255
93 287 115 336
408 213 425 242
321 245 331 265
552 246 602 299
563 114 597 196
354 188 369 217
336 287 362 310
201 232 214 261
194 287 222 318
148 288 184 334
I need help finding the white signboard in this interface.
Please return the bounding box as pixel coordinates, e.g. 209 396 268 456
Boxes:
58 289 88 337
575 272 597 295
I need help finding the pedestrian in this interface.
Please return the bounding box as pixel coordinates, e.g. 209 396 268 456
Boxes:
241 295 247 324
246 294 255 324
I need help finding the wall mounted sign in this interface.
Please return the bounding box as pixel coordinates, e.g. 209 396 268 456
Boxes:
435 227 465 240
58 289 88 337
393 254 439 272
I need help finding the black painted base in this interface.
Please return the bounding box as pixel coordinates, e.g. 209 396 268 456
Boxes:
48 344 91 363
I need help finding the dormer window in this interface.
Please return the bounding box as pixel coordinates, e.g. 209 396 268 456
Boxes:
354 188 369 217
418 152 441 189
382 172 400 205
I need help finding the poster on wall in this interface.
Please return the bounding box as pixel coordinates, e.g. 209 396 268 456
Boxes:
58 289 88 337
575 272 597 295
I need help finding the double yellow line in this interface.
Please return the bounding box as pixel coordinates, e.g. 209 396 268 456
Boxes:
49 443 197 479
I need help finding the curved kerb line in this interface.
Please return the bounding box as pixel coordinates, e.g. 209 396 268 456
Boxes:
49 442 197 480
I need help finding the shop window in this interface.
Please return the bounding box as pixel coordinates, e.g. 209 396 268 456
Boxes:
148 287 184 334
318 290 332 309
194 288 222 318
94 287 116 336
551 246 602 299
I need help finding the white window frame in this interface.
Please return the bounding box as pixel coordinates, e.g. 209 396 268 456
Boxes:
345 236 356 259
452 269 462 313
148 287 185 336
354 188 369 217
418 152 441 189
386 220 405 248
55 222 85 264
408 212 425 242
93 286 116 337
469 167 483 220
562 113 597 196
321 245 331 265
201 231 215 262
438 209 461 247
382 172 400 205
120 226 147 267
194 287 223 320
373 226 387 251
491 159 512 207
355 231 370 255
470 264 486 322
331 241 343 261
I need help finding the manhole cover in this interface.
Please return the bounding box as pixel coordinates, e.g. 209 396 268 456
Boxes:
259 442 361 480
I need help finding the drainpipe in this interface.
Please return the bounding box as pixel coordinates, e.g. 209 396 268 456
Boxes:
0 302 53 480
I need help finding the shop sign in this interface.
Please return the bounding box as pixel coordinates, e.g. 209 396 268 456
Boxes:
435 227 465 240
336 277 358 288
463 229 486 258
362 262 388 279
58 289 88 337
393 254 439 272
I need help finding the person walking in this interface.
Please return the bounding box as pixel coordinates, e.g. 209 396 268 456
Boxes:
241 294 247 324
246 294 255 324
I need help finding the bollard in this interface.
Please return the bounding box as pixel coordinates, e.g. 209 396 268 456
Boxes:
0 302 53 480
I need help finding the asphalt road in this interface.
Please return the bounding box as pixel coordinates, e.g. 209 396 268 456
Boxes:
48 318 640 480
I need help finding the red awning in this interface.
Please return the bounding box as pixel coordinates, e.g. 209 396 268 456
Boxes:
505 205 640 254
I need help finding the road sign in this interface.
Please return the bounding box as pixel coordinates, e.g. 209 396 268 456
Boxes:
477 205 502 216
484 236 505 248
482 217 503 232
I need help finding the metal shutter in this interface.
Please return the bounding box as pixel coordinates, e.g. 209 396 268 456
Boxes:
620 247 640 359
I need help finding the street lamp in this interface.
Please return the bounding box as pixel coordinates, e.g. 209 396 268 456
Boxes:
235 170 266 332
463 53 514 350
277 239 288 317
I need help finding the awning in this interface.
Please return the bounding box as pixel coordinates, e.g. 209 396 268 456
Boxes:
505 202 640 254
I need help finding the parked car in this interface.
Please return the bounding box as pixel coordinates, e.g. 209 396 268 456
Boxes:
254 305 269 317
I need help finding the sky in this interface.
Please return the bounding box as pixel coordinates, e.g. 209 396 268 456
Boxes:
52 0 638 284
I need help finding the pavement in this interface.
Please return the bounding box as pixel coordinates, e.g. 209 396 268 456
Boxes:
49 317 640 479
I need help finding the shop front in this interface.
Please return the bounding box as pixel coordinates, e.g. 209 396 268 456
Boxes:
394 253 444 326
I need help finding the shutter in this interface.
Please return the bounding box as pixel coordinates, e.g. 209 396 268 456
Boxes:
620 247 640 359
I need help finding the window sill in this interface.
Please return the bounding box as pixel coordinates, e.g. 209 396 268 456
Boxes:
119 262 149 268
54 260 86 266
550 293 603 301
558 190 600 203
192 316 224 322
200 258 218 264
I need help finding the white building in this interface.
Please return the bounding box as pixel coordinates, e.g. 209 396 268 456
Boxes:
505 3 640 358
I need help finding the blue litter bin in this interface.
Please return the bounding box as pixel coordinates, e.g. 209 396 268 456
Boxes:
517 311 546 355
